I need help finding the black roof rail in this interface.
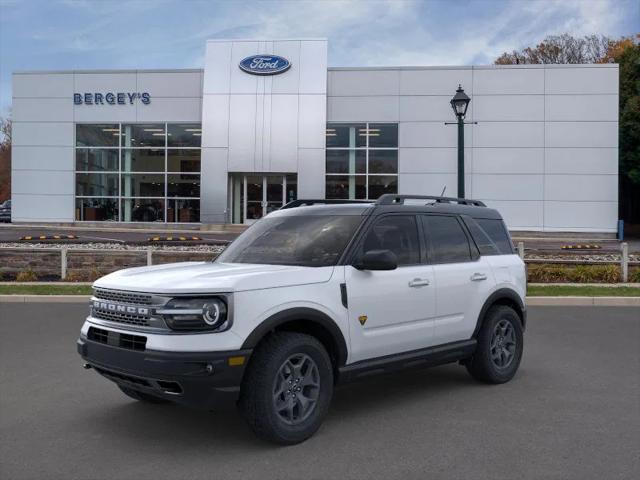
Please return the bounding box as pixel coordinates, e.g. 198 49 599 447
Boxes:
376 194 486 207
281 199 373 209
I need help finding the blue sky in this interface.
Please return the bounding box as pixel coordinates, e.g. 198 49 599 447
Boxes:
1 0 638 115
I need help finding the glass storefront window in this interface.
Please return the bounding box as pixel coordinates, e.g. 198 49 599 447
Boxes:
121 198 165 222
326 175 366 199
368 150 398 174
76 173 119 197
167 199 200 223
74 123 201 223
76 124 120 147
325 123 366 148
326 150 366 174
121 124 166 148
121 149 165 172
121 174 165 197
75 149 118 171
368 176 398 199
168 124 202 147
167 174 200 197
326 122 399 199
75 198 119 221
368 123 398 148
167 149 200 172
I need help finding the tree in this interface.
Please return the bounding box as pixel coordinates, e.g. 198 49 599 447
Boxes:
608 36 640 185
0 116 10 202
495 34 611 65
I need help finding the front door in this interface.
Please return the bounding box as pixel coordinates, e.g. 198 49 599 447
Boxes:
345 214 437 363
231 174 295 224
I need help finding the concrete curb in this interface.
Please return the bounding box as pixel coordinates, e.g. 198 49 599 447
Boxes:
526 296 640 306
1 295 639 306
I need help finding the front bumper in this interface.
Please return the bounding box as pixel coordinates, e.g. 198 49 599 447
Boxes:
77 336 252 410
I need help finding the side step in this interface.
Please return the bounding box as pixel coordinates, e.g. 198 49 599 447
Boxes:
337 339 477 383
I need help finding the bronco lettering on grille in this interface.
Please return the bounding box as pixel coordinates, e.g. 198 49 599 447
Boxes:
93 300 149 316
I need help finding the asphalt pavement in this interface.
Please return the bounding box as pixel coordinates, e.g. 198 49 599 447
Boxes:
1 304 638 480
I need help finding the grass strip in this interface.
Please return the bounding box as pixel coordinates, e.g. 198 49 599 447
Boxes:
0 284 93 295
527 285 640 297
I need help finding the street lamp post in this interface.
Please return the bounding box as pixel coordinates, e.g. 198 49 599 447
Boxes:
449 85 471 199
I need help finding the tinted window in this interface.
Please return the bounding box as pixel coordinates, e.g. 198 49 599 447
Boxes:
76 124 119 147
463 217 500 256
476 218 514 254
217 215 363 267
423 215 472 264
360 215 420 266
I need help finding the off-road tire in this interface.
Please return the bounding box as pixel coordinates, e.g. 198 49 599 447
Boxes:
118 385 170 404
466 305 523 384
239 332 334 445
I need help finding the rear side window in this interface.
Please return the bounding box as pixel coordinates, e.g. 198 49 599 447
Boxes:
476 218 514 254
422 215 472 264
359 215 420 266
463 217 500 256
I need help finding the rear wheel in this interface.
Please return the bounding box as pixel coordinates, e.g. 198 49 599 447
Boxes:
239 332 334 445
466 305 523 384
118 385 170 404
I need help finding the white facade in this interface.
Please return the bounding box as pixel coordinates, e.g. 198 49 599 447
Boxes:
11 39 619 232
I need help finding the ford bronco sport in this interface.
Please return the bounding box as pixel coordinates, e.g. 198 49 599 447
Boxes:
78 194 526 444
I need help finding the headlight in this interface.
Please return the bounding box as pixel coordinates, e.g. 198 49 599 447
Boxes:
157 297 230 332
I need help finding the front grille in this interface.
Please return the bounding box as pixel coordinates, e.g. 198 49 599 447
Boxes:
92 308 151 327
88 326 147 351
94 288 152 305
120 333 147 351
88 326 108 343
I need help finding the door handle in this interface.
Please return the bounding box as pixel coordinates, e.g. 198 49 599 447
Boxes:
470 273 487 282
409 278 430 287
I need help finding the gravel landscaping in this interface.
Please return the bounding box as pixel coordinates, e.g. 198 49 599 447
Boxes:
0 242 226 254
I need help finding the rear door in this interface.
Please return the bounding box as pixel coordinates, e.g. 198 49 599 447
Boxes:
421 214 494 345
345 214 436 363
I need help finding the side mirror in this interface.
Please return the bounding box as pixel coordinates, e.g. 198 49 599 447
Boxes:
354 249 398 271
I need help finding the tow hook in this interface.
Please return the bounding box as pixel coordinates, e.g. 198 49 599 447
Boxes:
83 363 92 370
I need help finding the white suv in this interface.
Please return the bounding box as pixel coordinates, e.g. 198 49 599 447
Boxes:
78 194 526 444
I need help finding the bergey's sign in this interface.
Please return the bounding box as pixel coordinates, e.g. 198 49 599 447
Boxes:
74 92 151 105
239 55 291 75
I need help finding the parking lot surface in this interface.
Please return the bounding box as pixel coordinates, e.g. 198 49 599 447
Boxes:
1 304 638 480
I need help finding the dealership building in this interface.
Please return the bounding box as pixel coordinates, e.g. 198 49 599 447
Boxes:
11 39 619 231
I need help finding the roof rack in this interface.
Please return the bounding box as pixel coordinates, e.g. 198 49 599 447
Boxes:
376 194 486 207
280 199 373 209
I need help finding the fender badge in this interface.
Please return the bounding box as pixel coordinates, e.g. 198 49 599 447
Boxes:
358 315 368 326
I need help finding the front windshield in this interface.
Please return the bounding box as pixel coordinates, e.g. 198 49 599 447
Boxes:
216 215 363 267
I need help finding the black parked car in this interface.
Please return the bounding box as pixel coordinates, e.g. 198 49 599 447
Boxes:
0 200 11 222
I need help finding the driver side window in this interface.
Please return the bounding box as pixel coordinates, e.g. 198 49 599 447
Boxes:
359 215 420 266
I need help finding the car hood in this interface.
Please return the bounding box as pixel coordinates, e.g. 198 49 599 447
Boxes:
93 262 335 294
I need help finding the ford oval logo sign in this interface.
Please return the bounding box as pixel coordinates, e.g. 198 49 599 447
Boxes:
239 55 291 75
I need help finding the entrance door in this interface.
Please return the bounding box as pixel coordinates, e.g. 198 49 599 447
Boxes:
245 175 264 223
232 174 294 224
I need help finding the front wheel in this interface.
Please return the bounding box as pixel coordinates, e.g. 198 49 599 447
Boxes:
239 332 334 445
466 305 523 384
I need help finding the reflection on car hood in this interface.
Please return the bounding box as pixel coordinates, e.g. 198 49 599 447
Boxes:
93 261 335 294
